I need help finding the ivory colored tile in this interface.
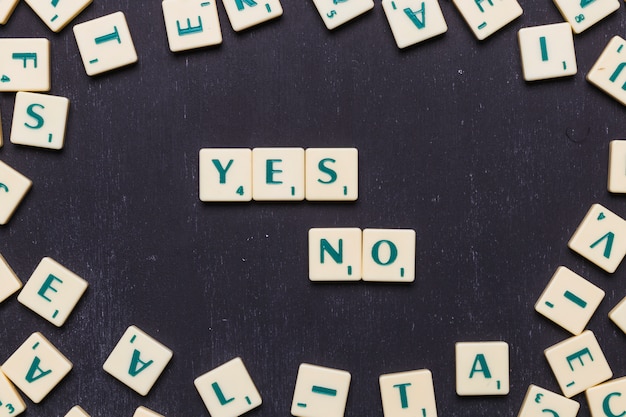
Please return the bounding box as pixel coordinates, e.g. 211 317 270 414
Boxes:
535 266 605 335
544 330 612 397
305 148 358 201
552 0 619 34
0 254 22 304
18 257 88 327
362 229 416 282
194 357 262 417
382 0 448 49
609 296 626 334
587 36 626 107
199 148 252 202
379 369 437 417
517 385 579 417
0 160 32 226
0 370 26 417
133 406 165 417
73 12 138 76
64 405 90 417
518 23 577 81
568 203 626 273
25 0 92 32
103 325 173 396
252 148 304 201
455 341 509 396
311 0 374 30
0 108 3 148
222 0 282 32
0 0 20 25
162 0 222 52
0 38 50 92
10 92 70 150
291 363 351 417
452 0 522 40
1 332 72 403
609 140 626 192
309 228 362 281
586 376 626 417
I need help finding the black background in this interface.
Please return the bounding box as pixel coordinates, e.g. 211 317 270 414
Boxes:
1 0 626 416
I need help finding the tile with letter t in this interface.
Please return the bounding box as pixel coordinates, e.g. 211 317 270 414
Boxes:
0 370 26 417
162 0 222 52
199 148 252 202
0 0 19 25
291 363 351 417
362 229 416 282
309 228 362 281
194 357 262 417
312 0 374 30
10 92 70 150
379 369 437 417
552 0 619 34
518 23 577 81
1 332 72 403
305 148 358 201
0 38 50 92
517 385 580 417
609 140 626 193
382 0 448 49
452 0 522 40
133 406 165 417
252 147 304 201
455 341 509 395
568 203 626 273
25 0 92 32
586 376 626 417
103 325 173 396
73 12 138 76
0 254 22 304
587 37 626 107
64 405 90 417
222 0 283 32
0 160 32 226
609 296 626 334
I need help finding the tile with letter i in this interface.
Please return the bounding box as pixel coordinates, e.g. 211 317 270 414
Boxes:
544 330 612 397
10 92 70 150
305 148 358 201
0 160 32 226
455 341 509 396
586 376 626 417
382 0 448 49
452 0 522 40
534 266 605 335
517 385 580 417
133 406 165 417
311 0 375 30
608 295 626 334
73 12 138 76
568 203 626 273
162 0 222 52
0 254 22 304
309 228 362 281
24 0 92 32
102 325 173 396
379 369 437 417
0 38 50 92
64 405 90 417
0 0 19 25
291 363 351 417
587 37 626 107
362 229 416 282
252 147 304 201
518 23 577 81
199 148 252 202
1 332 72 403
222 0 283 32
0 370 26 417
552 0 619 34
194 357 262 417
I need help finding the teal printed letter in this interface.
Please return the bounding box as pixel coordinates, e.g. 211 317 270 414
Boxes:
317 158 338 184
128 350 153 376
25 357 52 383
469 354 492 378
37 274 63 302
25 103 45 129
320 238 343 264
603 392 626 417
393 383 412 409
404 4 426 29
212 159 234 184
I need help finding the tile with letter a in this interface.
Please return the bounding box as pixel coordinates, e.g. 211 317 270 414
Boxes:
73 11 138 76
0 160 32 226
609 140 626 193
133 406 165 417
162 0 222 52
452 0 522 40
221 0 283 32
291 363 351 417
64 405 90 417
518 23 577 81
1 332 72 404
0 38 50 92
552 0 619 34
609 295 626 334
25 0 92 32
311 0 375 30
382 0 448 49
252 147 304 201
517 385 580 417
568 203 626 273
586 377 626 417
305 148 358 201
194 357 262 417
379 369 437 417
0 0 19 25
309 228 362 281
199 148 252 202
0 254 22 304
455 341 509 396
587 36 626 107
10 92 70 150
362 229 416 282
0 369 26 417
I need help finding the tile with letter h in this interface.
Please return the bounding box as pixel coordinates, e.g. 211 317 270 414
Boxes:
222 0 283 32
455 341 509 396
552 0 619 34
291 363 351 417
0 160 32 226
0 0 19 25
382 0 448 49
133 406 165 417
452 0 522 40
311 0 375 30
609 140 626 193
0 254 22 304
200 148 252 202
0 38 50 92
609 295 626 334
517 385 580 417
25 0 92 32
379 369 437 417
0 369 26 417
11 92 70 150
162 0 222 52
518 23 577 81
194 357 262 417
305 148 358 201
588 37 626 107
586 376 626 417
252 147 304 201
64 405 90 417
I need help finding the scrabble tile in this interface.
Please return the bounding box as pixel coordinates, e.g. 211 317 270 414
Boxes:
252 147 304 201
162 0 222 52
0 38 50 92
0 254 22 304
587 36 626 107
568 204 626 273
133 406 164 417
0 107 3 148
379 369 437 417
10 92 70 150
305 148 358 201
309 228 362 281
552 0 620 34
0 370 26 417
73 12 138 76
221 0 283 32
586 376 626 417
452 0 522 40
535 266 605 335
64 405 90 417
609 140 626 193
0 160 32 226
518 23 577 81
362 229 416 282
455 341 509 396
17 257 88 327
0 0 20 25
382 0 448 49
291 363 351 417
103 325 173 396
609 296 626 334
199 148 252 202
544 330 612 397
194 357 262 417
311 0 374 30
1 332 72 403
517 385 579 417
25 0 92 32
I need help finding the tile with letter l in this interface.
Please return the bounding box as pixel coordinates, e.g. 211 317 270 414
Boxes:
382 0 448 49
609 140 626 193
103 325 173 396
73 11 138 76
0 254 22 304
0 369 26 417
568 203 626 273
452 0 522 40
518 23 577 81
10 92 70 150
291 363 351 417
0 38 50 92
199 148 252 202
222 0 283 32
305 148 358 201
379 369 437 417
162 0 222 52
252 147 304 201
535 266 605 335
455 341 509 396
362 229 416 282
0 0 19 25
25 0 92 32
552 0 619 34
311 0 374 30
64 405 90 417
309 228 362 281
133 406 165 417
586 376 626 417
1 332 72 403
587 36 626 107
609 295 626 334
544 330 612 398
17 257 88 327
194 357 262 417
517 385 579 417
0 160 32 226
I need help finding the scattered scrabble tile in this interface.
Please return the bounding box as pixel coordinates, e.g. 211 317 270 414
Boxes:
535 266 605 335
194 357 262 417
517 385 579 417
1 332 72 403
518 22 577 81
381 0 448 49
0 107 3 148
221 0 283 32
0 369 26 417
552 0 620 34
305 148 358 201
586 376 626 417
587 36 626 106
362 229 416 282
309 228 362 281
133 406 165 417
0 160 32 226
10 92 70 150
199 148 252 202
0 0 19 25
291 363 351 417
24 0 92 32
64 405 90 417
0 38 50 92
608 296 626 334
311 0 374 30
252 147 305 201
455 341 509 395
452 0 522 40
568 203 626 273
162 0 222 52
379 369 437 417
103 326 173 396
73 12 138 76
0 254 22 304
608 140 626 192
544 330 612 397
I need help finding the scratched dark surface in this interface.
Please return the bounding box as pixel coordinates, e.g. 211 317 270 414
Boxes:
1 1 626 416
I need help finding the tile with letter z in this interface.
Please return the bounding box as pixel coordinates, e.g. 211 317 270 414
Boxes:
452 0 522 40
587 36 626 107
0 254 22 304
10 92 70 150
0 38 50 92
517 385 579 417
25 0 92 32
382 0 448 49
162 0 222 52
222 0 283 32
0 160 32 226
291 363 351 417
311 0 375 30
379 369 437 417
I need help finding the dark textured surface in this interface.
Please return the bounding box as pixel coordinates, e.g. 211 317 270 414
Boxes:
1 1 626 416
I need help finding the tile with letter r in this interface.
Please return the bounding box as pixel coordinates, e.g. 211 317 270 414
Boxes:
252 147 305 201
568 203 626 273
291 363 351 417
73 11 138 76
199 148 252 202
133 406 165 417
0 369 26 417
311 0 374 30
305 148 358 201
517 385 580 417
587 37 626 107
0 0 19 25
552 0 619 34
382 0 448 49
609 140 626 193
455 341 509 396
379 369 437 417
103 325 173 396
0 38 50 92
162 0 222 52
609 295 626 334
0 160 32 226
535 266 605 335
544 330 612 398
1 332 72 403
0 254 22 304
586 376 626 417
309 228 362 281
452 0 522 40
362 228 416 282
25 0 92 32
222 0 283 32
10 92 70 150
194 357 262 417
518 22 577 81
64 405 90 417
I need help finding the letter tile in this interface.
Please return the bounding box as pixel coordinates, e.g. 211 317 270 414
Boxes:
586 376 626 417
221 0 283 32
0 369 26 417
309 228 362 281
305 148 358 201
609 140 626 193
0 0 19 25
452 0 522 40
362 229 416 282
0 107 3 147
587 36 626 107
199 148 252 202
518 22 577 81
133 406 165 417
455 341 509 396
311 0 374 30
162 0 222 52
24 0 92 32
64 405 90 417
517 385 579 417
252 147 304 201
0 254 22 304
0 38 50 92
379 369 437 417
552 0 620 34
609 296 626 334
0 160 32 226
10 92 70 150
291 363 351 417
382 0 448 49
